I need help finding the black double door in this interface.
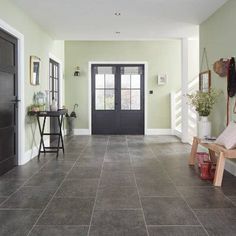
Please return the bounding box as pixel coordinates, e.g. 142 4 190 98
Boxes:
92 64 144 135
0 29 18 175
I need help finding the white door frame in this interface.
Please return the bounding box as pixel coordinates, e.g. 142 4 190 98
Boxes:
0 18 25 165
88 61 148 135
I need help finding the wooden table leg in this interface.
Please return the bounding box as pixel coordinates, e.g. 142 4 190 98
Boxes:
189 137 198 166
209 150 217 164
213 152 225 187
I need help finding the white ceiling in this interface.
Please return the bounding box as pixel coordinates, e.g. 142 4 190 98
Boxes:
12 0 228 40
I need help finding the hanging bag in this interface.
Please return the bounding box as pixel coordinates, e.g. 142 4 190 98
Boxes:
227 57 236 97
226 57 236 125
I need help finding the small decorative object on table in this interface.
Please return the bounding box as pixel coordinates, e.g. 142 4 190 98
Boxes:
187 89 222 138
50 99 58 111
28 91 46 112
66 104 78 136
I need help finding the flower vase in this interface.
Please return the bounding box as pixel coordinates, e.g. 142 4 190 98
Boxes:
198 116 211 139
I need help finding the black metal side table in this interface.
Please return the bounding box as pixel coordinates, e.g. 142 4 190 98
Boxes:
28 109 67 158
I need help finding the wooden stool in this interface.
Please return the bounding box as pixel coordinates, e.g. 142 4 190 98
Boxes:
189 137 236 186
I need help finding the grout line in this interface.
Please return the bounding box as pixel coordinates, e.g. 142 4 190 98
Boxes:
126 136 150 236
87 136 110 236
148 143 210 236
26 140 90 236
147 224 205 227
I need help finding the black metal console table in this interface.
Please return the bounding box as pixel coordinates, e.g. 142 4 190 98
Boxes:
28 109 67 158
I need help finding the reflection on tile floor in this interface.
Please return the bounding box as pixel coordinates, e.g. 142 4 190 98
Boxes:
0 135 236 235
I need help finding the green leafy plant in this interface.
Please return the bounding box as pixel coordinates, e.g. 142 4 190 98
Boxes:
187 89 222 116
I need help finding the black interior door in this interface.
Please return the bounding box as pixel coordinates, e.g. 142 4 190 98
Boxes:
0 29 18 175
92 64 144 135
49 59 60 144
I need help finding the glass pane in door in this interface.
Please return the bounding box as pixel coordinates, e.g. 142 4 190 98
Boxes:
96 74 104 88
96 90 104 110
121 75 131 88
105 74 115 88
121 90 131 110
95 66 115 110
131 90 140 110
105 90 115 110
121 67 142 111
131 75 140 88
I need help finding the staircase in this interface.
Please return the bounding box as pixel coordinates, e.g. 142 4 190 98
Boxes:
171 76 198 143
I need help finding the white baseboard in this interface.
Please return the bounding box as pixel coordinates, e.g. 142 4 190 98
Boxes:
173 130 182 139
145 129 173 135
72 129 91 135
21 139 49 166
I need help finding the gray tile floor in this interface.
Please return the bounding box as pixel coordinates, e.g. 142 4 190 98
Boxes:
0 135 236 235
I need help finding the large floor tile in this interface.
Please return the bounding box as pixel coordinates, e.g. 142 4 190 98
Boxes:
95 186 140 210
102 162 132 172
195 208 236 236
148 226 207 236
24 172 65 188
131 159 160 168
0 197 7 205
56 179 99 197
0 209 40 236
30 225 88 236
90 210 147 236
137 178 179 197
79 153 105 161
76 158 103 168
37 197 94 225
168 172 212 187
100 172 136 187
0 179 25 197
1 186 55 209
56 153 80 161
39 160 75 173
178 186 235 209
67 166 101 179
1 168 39 180
104 152 130 162
142 197 199 225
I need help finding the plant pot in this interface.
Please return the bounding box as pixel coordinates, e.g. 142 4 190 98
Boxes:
67 117 76 136
196 152 209 168
198 116 211 138
200 161 214 180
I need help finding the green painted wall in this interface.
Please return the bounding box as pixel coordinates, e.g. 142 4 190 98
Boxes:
0 0 65 151
200 0 235 136
65 40 181 130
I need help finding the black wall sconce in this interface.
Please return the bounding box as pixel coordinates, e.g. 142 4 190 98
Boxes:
74 66 80 76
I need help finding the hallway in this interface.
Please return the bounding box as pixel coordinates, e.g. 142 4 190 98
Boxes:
0 135 236 235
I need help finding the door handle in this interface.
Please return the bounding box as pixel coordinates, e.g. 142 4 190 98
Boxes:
11 97 21 103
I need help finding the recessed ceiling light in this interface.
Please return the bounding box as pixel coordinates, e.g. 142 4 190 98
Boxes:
115 12 121 16
115 31 121 34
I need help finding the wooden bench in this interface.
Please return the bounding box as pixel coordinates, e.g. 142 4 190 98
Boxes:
189 137 236 186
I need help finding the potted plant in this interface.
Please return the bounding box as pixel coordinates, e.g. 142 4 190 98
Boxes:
187 89 222 138
65 104 78 136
